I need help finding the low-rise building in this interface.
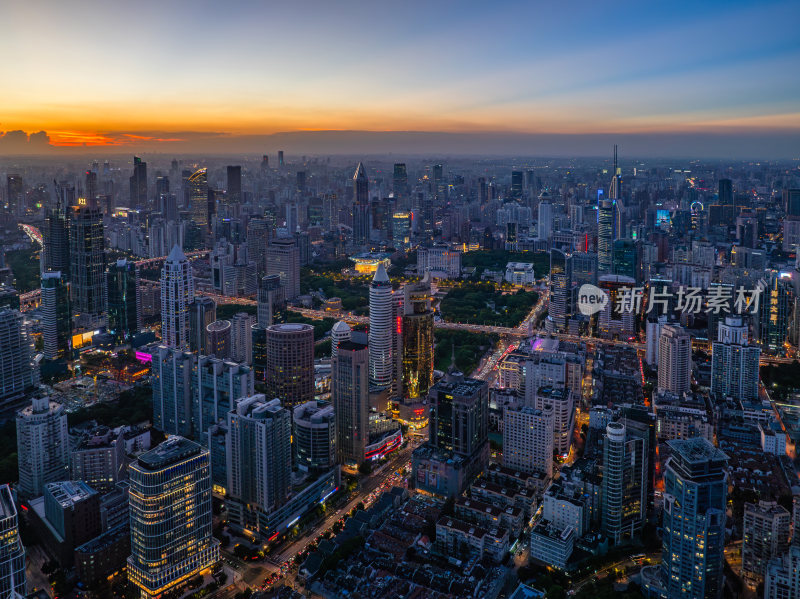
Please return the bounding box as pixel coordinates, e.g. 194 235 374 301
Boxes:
529 520 574 569
436 516 509 563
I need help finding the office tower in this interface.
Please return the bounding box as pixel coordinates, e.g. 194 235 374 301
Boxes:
597 199 615 273
151 346 195 438
129 156 147 206
193 355 254 437
757 276 791 354
511 170 523 199
264 323 314 410
0 484 26 598
205 320 231 359
742 501 791 586
16 397 69 497
352 162 370 246
783 189 800 217
503 405 553 478
401 276 434 400
257 275 283 327
0 309 37 405
160 245 194 350
85 169 97 201
188 296 216 354
368 263 393 390
612 239 638 281
6 174 22 216
295 170 306 193
247 218 270 276
620 405 657 515
127 438 219 599
598 274 636 337
393 163 408 199
572 251 597 286
429 372 489 462
251 325 267 383
155 175 169 198
266 237 300 300
549 249 572 329
658 324 691 394
601 422 647 544
330 321 351 361
69 202 106 320
188 168 209 229
332 341 369 465
609 144 622 200
44 481 102 552
658 438 727 599
226 166 241 205
537 199 553 240
764 545 800 599
293 401 336 473
718 178 733 206
226 396 291 538
107 259 140 343
278 150 284 167
711 316 760 401
71 427 126 492
230 312 254 364
533 387 574 457
43 202 70 276
40 272 71 360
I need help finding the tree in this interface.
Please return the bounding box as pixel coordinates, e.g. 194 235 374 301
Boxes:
358 461 372 476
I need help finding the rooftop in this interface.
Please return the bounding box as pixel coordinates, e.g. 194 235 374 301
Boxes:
45 480 97 507
136 436 202 471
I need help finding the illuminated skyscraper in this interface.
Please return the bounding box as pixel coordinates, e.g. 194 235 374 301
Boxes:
601 421 647 544
0 484 26 599
127 438 219 599
160 245 195 350
368 263 393 390
332 341 369 465
43 202 70 276
352 162 370 246
711 316 760 401
401 275 434 400
6 174 22 217
69 201 106 322
264 323 315 410
511 170 523 199
107 259 140 343
548 249 572 329
757 275 791 355
40 272 71 360
658 324 691 394
188 168 209 229
597 199 615 274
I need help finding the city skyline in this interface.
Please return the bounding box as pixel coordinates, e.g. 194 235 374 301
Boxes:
0 0 798 157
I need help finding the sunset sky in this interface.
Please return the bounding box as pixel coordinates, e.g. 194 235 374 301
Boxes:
1 0 798 154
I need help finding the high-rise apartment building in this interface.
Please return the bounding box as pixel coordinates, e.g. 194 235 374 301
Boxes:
742 501 791 586
266 238 300 300
193 355 254 437
711 315 760 401
0 484 26 599
764 545 800 599
264 323 314 410
151 346 195 438
293 401 336 473
226 395 291 538
16 397 69 497
658 324 691 394
368 264 393 390
160 245 195 350
40 272 71 360
127 438 219 599
332 341 369 466
533 387 574 457
69 202 106 321
0 309 36 405
503 405 553 478
107 259 140 343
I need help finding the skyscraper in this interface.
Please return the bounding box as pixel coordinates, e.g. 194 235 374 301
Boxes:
511 170 523 199
127 437 219 599
6 174 22 216
711 315 760 401
597 199 615 274
332 341 369 466
226 165 242 205
601 421 647 544
264 323 315 410
401 275 434 400
226 395 291 539
392 163 408 199
503 405 553 478
352 162 370 246
757 276 791 355
193 355 254 437
742 501 791 586
0 484 26 599
330 321 351 361
160 245 195 350
368 263 393 390
0 309 37 405
612 238 639 281
230 312 254 365
533 387 574 457
764 545 800 599
40 272 71 360
266 238 300 300
107 259 140 343
537 199 553 241
129 156 147 206
205 320 231 359
293 401 336 473
429 372 489 461
657 324 691 394
16 397 70 497
257 275 284 327
188 168 209 229
188 296 216 354
151 347 195 438
548 249 572 330
718 178 733 206
43 202 70 276
655 438 728 599
69 202 106 322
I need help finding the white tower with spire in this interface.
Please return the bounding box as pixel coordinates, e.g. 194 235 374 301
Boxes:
161 245 195 349
368 263 393 389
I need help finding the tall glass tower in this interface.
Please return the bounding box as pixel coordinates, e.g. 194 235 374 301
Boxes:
127 437 219 599
368 264 393 390
0 484 26 599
